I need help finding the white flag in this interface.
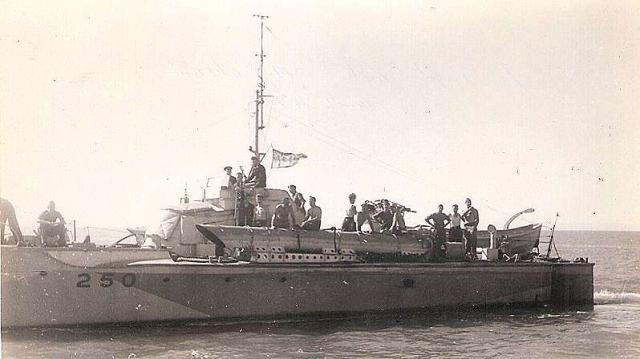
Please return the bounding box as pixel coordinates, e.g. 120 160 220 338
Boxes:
271 148 308 169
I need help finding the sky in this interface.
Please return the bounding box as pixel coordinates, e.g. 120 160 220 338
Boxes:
1 0 639 235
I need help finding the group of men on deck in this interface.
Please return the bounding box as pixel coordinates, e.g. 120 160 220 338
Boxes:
223 156 267 189
230 184 323 231
340 193 410 233
1 198 67 246
224 156 481 260
425 198 479 260
338 193 480 260
223 156 322 231
271 185 323 230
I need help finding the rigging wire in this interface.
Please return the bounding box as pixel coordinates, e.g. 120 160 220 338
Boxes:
280 111 537 222
255 23 544 226
165 109 247 143
273 109 418 181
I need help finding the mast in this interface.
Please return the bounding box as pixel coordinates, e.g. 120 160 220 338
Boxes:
252 14 268 159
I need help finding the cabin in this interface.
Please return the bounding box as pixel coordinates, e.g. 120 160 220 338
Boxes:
145 186 290 257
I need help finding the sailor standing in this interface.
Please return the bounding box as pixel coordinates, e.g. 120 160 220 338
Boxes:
449 204 463 242
253 194 268 227
291 193 306 228
462 198 480 260
341 193 357 232
426 204 451 260
223 166 237 187
288 184 298 198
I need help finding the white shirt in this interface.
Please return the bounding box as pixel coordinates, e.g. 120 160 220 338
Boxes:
254 205 267 221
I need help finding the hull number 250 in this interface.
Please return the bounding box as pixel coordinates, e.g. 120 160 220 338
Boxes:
76 273 136 288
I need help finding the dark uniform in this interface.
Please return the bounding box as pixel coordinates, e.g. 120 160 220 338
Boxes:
462 206 479 258
374 209 394 231
245 163 267 188
426 212 450 259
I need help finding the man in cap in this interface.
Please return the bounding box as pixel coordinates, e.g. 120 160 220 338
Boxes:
341 193 357 231
245 156 266 188
462 198 480 260
223 166 237 187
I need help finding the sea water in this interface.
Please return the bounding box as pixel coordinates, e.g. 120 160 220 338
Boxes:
2 231 639 358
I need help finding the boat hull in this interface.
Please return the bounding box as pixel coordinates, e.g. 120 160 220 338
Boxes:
1 246 593 328
196 225 433 255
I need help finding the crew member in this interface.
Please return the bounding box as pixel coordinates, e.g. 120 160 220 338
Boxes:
449 204 463 242
223 166 237 187
0 197 24 245
253 194 268 227
391 204 408 233
291 193 306 228
301 196 322 230
373 199 394 231
341 193 357 231
426 204 451 260
357 201 377 232
245 156 266 188
38 201 66 246
236 191 254 226
236 171 244 187
462 198 480 260
288 185 298 199
272 197 294 229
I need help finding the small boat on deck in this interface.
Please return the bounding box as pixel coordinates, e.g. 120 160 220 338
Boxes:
0 18 592 329
476 223 542 256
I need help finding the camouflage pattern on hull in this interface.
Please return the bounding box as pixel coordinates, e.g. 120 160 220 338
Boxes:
1 246 593 328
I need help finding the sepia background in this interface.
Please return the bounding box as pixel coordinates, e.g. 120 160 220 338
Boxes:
1 0 639 234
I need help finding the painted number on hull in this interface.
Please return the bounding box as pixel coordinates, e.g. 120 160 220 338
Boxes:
99 273 114 287
76 273 90 288
76 273 136 288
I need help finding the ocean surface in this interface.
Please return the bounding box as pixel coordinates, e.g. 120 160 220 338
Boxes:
2 230 639 358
